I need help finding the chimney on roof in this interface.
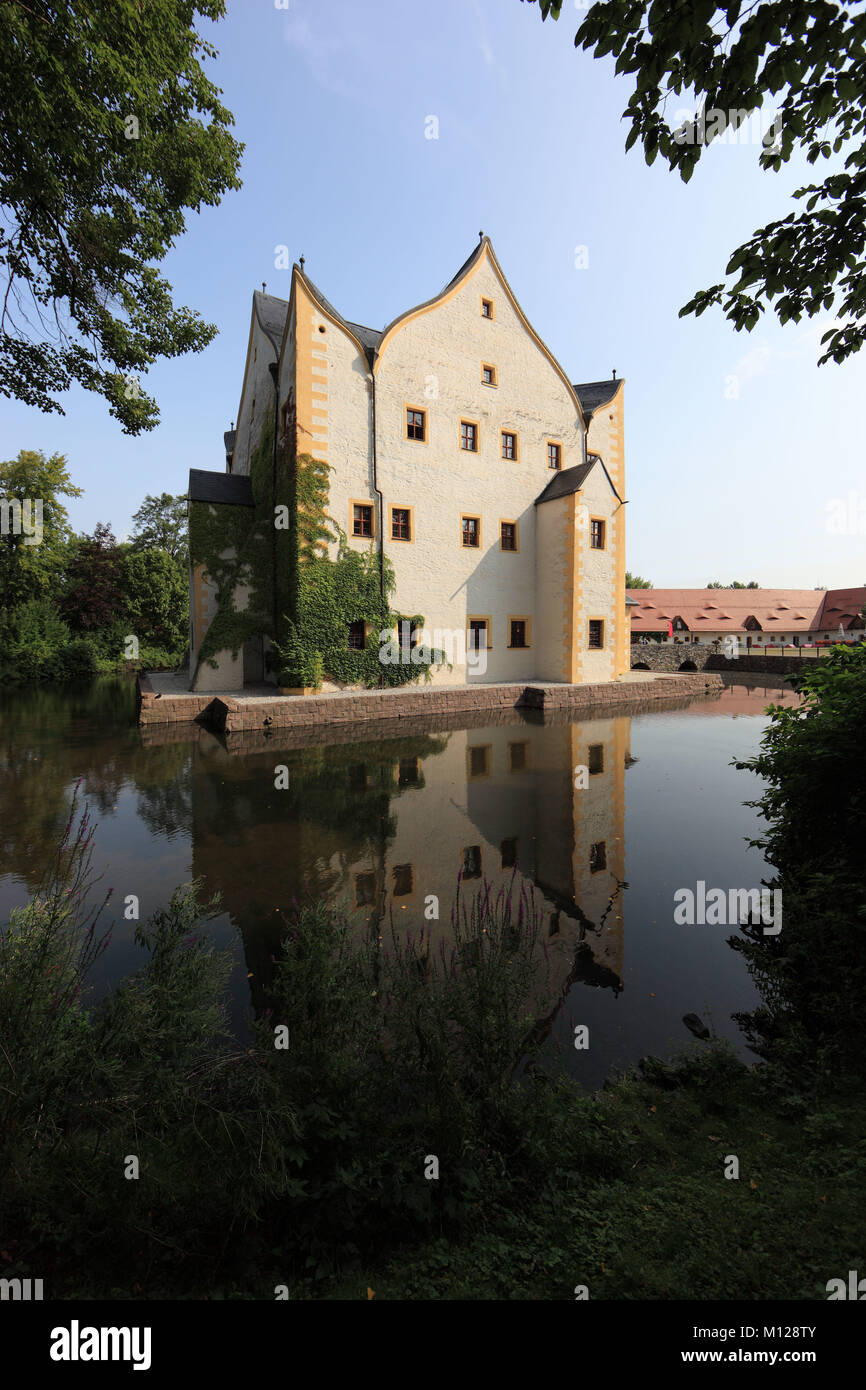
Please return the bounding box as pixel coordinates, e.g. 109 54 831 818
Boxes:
262 282 266 294
299 255 305 270
612 369 617 380
479 229 484 242
231 421 234 430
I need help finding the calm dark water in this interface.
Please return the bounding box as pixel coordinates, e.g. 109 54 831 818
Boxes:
0 674 800 1089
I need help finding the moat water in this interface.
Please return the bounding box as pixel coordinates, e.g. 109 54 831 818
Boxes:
0 673 800 1089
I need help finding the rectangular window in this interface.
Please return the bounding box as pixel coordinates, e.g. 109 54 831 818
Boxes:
508 741 528 772
482 364 497 385
354 872 376 906
590 841 607 874
481 298 493 318
590 518 606 549
501 431 517 461
462 515 481 548
462 845 482 879
468 618 490 651
391 507 412 541
353 503 373 538
398 757 420 787
348 763 367 791
392 864 414 897
460 420 478 452
588 743 604 776
348 620 367 650
588 619 605 650
547 441 562 470
500 521 517 551
501 837 518 869
509 619 527 649
406 407 426 441
467 745 491 779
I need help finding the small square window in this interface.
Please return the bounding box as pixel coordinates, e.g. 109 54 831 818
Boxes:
500 521 517 551
509 619 527 649
482 364 497 385
590 519 606 549
462 845 482 879
348 620 367 650
501 837 518 869
481 298 493 318
392 507 412 541
461 420 478 452
501 431 517 461
590 841 607 874
392 863 414 897
462 516 481 548
353 504 373 538
588 743 604 776
547 442 562 470
406 408 426 441
588 619 604 650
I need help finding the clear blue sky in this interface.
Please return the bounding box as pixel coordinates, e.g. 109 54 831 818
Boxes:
4 0 865 588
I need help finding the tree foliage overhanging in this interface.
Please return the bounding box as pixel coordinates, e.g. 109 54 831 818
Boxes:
0 0 243 432
524 0 866 364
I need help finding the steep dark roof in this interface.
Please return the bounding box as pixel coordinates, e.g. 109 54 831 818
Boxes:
223 429 236 458
535 453 624 507
440 238 486 295
252 290 289 354
344 319 383 358
189 469 254 507
573 378 622 421
535 461 595 505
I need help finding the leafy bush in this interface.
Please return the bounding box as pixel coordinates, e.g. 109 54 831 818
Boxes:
0 598 97 683
732 643 866 1082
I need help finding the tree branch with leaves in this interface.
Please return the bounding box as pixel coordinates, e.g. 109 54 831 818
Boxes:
524 0 866 364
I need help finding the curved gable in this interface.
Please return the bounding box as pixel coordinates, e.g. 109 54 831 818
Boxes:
373 237 587 428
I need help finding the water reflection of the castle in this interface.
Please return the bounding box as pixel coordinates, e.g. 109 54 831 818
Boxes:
180 705 632 1028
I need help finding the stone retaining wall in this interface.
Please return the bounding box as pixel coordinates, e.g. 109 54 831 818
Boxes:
200 673 724 735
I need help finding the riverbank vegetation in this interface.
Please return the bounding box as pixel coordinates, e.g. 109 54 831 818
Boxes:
0 647 863 1299
1 450 188 683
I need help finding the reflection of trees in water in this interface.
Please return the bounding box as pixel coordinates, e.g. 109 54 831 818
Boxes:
132 743 194 839
0 678 193 892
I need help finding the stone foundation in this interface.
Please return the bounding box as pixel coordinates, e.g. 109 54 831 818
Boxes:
138 670 724 733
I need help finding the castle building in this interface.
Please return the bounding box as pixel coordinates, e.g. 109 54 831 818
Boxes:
188 237 631 691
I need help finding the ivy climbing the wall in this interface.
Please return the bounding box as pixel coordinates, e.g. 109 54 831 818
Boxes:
190 415 448 690
272 540 449 690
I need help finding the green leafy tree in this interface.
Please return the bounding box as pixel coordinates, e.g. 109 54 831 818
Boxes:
0 1 243 432
130 492 188 562
526 0 866 364
0 449 81 606
121 547 188 651
625 571 652 588
61 523 124 631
